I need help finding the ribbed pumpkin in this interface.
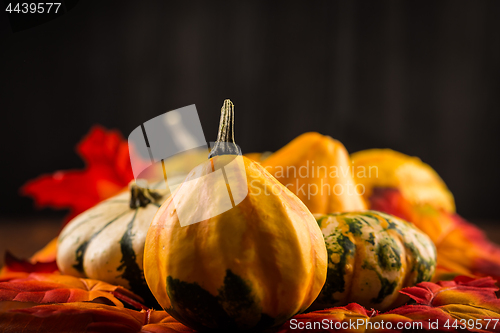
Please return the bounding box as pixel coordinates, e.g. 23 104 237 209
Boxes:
57 181 169 305
313 211 436 311
144 100 327 331
261 132 366 215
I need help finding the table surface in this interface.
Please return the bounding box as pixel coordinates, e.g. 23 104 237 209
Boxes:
0 216 499 268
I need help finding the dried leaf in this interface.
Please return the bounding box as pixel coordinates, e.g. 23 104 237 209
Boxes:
0 302 194 333
0 273 146 309
387 276 500 332
276 303 374 333
0 302 144 333
276 276 500 332
2 276 500 332
3 252 58 275
0 301 39 312
0 251 58 282
141 311 197 333
20 126 136 223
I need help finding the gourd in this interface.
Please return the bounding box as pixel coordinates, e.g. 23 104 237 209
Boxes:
350 149 500 283
261 132 366 215
57 181 169 305
244 151 272 163
350 149 457 244
350 149 455 213
312 210 436 311
143 100 327 331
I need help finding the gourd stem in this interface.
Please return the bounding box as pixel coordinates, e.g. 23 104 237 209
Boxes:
129 181 162 209
208 99 241 158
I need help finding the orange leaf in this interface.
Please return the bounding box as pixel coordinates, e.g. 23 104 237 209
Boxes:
3 252 58 274
0 302 194 333
0 237 58 281
2 276 500 332
29 237 58 264
387 276 500 331
276 276 500 332
0 273 146 309
20 126 136 223
142 311 198 333
276 303 375 333
0 301 39 312
0 251 58 282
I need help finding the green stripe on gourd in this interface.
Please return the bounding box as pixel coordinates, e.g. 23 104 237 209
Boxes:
166 270 274 331
312 210 436 311
72 209 130 274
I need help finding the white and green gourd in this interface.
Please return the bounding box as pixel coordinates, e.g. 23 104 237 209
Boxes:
56 181 173 305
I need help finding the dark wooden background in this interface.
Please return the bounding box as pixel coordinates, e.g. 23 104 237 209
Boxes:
0 0 499 231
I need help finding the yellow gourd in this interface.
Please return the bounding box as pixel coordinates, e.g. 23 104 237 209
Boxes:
350 149 455 213
144 100 327 331
262 132 366 214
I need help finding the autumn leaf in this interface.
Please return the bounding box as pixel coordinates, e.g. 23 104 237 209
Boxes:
29 237 58 264
0 302 194 333
0 301 40 312
0 238 59 281
387 276 500 332
0 249 59 282
20 126 137 223
1 276 500 333
275 276 500 333
142 311 198 333
2 252 58 275
276 303 375 333
0 273 146 309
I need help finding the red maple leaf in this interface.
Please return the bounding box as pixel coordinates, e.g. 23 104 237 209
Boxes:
20 126 136 223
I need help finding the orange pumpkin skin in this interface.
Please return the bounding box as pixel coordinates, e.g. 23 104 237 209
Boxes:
350 149 455 213
261 132 366 215
244 152 264 162
144 155 327 331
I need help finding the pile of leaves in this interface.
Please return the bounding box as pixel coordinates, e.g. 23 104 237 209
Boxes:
2 126 500 332
2 254 500 332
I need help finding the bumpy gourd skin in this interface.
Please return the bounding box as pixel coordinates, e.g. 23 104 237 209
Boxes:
313 211 436 311
144 155 327 331
261 132 366 215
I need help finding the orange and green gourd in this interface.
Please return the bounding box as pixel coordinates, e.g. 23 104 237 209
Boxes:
350 149 500 282
261 132 366 215
313 210 436 311
143 100 327 331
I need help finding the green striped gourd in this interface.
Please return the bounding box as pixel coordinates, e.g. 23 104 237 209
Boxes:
313 211 436 311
